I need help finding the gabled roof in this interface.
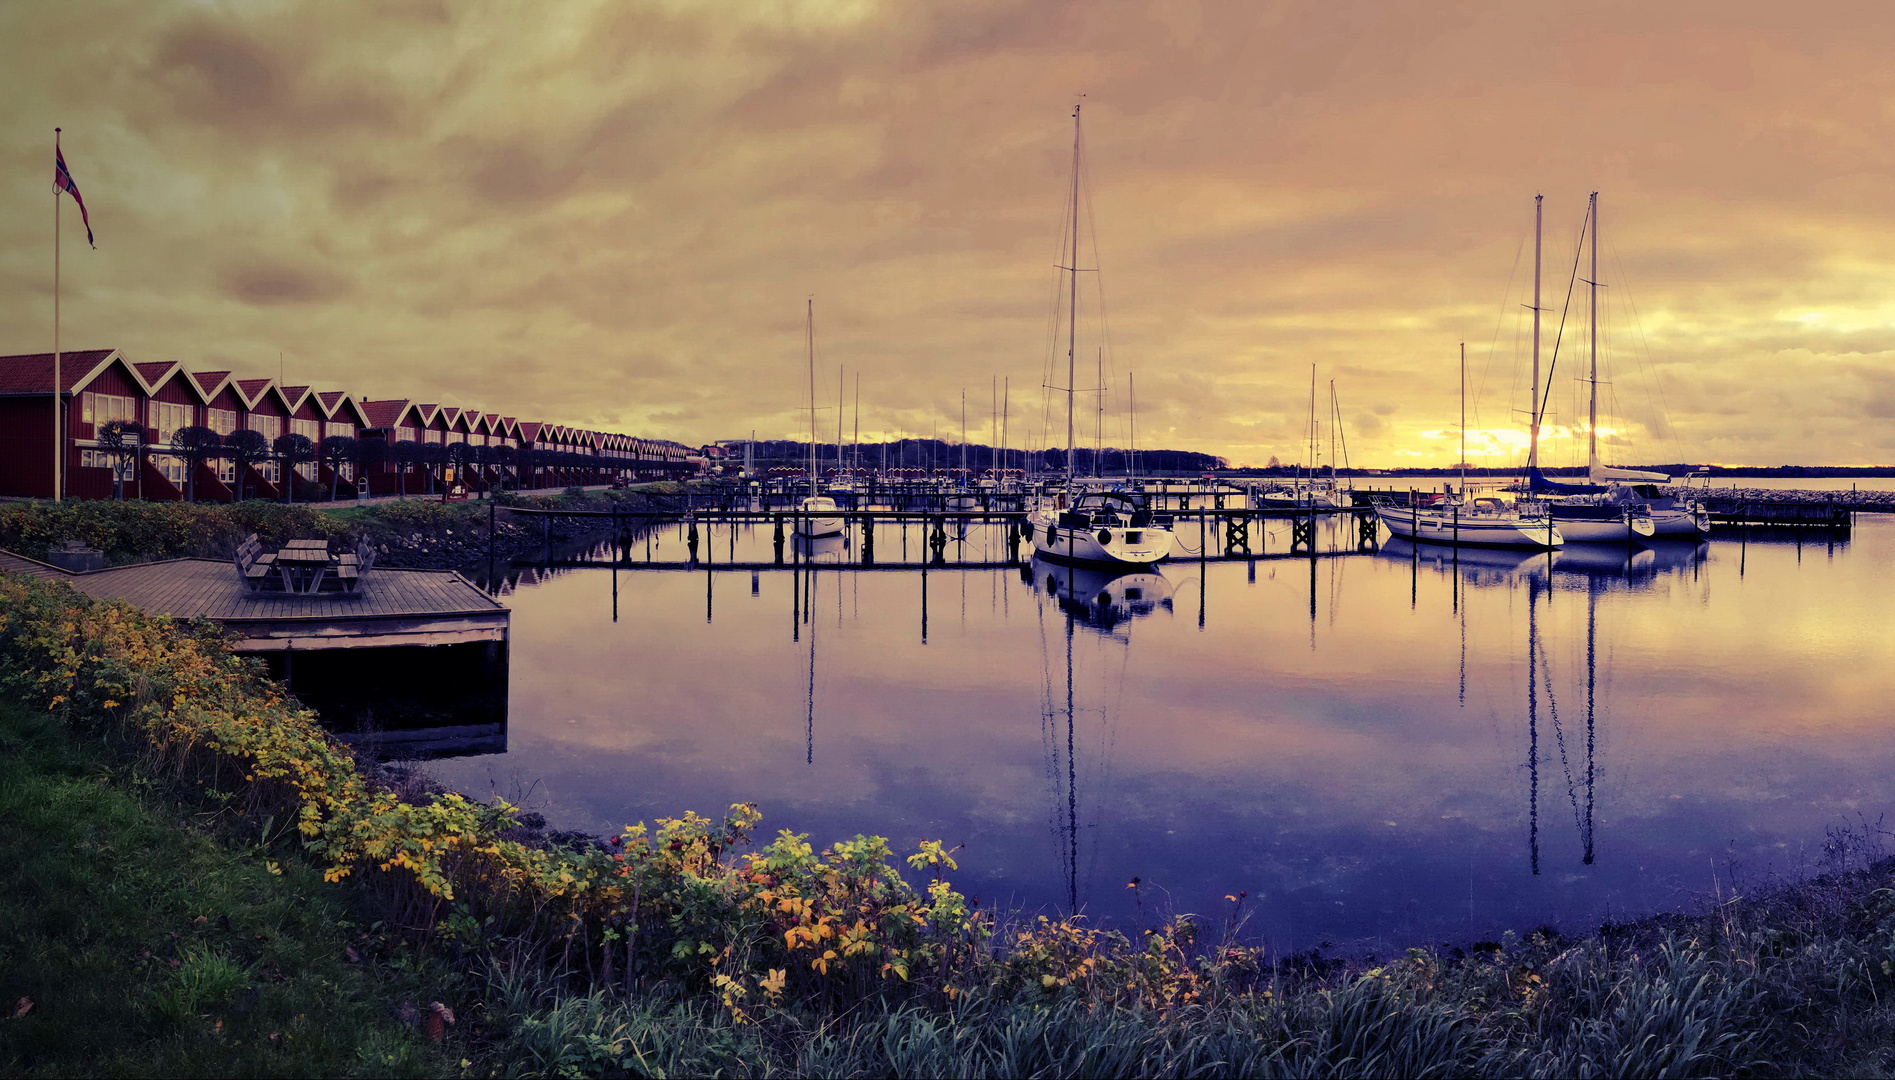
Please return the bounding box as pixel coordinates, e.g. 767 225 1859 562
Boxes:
439 407 463 430
232 378 276 409
131 360 180 392
192 370 235 401
0 349 121 395
315 391 371 428
516 421 544 442
359 399 414 430
497 417 518 438
277 385 314 414
413 403 441 426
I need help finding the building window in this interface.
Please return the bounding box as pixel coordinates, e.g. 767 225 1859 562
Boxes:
154 453 187 487
79 448 136 481
292 418 320 443
147 401 191 445
423 429 442 444
82 392 140 427
248 414 281 442
207 408 238 435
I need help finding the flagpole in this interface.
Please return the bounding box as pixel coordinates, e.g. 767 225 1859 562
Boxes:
52 127 62 503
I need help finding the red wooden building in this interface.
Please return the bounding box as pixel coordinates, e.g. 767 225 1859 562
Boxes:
0 349 698 501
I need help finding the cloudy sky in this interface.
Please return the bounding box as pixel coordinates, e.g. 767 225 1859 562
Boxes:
4 0 1894 467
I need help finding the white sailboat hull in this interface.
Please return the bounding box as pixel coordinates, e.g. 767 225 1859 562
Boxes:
1647 506 1710 536
793 497 845 538
1376 506 1563 549
1025 510 1172 567
1551 514 1657 543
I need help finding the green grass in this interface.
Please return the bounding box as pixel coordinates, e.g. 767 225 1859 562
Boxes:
0 702 457 1078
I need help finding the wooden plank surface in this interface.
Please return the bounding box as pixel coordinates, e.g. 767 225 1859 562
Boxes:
47 558 505 622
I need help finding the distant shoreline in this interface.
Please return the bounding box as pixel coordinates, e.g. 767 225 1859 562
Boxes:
1218 465 1895 479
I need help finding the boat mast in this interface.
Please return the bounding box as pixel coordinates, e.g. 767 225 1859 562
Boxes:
1307 363 1317 485
806 298 817 498
1128 370 1137 479
1528 194 1543 473
836 363 844 482
853 372 860 475
1065 103 1081 488
960 389 967 478
1587 190 1600 475
1459 342 1467 495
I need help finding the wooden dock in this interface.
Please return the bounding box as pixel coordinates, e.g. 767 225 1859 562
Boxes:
0 552 507 652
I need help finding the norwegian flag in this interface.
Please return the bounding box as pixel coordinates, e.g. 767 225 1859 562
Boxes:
54 146 95 248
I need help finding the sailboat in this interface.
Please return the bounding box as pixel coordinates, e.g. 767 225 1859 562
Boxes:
795 299 844 538
1023 103 1177 568
1258 367 1344 509
1378 341 1563 549
1525 194 1705 539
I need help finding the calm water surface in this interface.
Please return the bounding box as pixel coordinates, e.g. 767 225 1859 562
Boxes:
430 514 1893 952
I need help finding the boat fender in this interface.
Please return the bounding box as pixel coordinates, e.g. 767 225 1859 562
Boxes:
1022 522 1034 544
1096 529 1113 545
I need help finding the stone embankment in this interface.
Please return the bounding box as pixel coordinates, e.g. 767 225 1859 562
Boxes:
1668 485 1895 512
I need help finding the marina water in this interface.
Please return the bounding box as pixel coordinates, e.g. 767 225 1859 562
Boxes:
427 508 1892 954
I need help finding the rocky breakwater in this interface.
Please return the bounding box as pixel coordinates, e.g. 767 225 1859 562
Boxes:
370 506 632 570
1666 485 1895 513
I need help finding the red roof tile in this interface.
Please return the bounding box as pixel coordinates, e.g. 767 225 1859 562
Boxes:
359 399 412 429
0 350 118 394
191 370 232 397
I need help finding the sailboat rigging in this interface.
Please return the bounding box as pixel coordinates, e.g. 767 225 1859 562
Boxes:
1022 103 1175 567
795 298 844 538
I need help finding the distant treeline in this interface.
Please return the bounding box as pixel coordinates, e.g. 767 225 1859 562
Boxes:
1219 463 1895 478
722 439 1225 475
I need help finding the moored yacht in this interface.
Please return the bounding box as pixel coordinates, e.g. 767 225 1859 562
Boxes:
1025 491 1175 566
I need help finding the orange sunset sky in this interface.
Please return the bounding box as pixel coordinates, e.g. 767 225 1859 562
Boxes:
4 1 1894 467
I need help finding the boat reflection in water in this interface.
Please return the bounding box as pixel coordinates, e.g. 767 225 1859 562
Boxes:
1028 557 1175 913
1033 558 1175 633
790 532 851 564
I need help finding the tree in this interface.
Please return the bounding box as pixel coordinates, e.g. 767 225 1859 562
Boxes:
487 444 515 492
390 440 421 497
223 429 270 501
319 435 357 501
273 433 316 503
96 419 145 501
353 437 389 497
419 442 447 494
169 426 223 503
446 441 473 493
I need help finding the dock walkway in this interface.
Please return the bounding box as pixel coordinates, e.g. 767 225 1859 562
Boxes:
0 552 507 652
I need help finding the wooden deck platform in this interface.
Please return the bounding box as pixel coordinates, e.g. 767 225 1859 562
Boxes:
0 552 508 652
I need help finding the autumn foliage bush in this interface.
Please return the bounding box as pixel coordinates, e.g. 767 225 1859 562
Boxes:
0 572 1223 1023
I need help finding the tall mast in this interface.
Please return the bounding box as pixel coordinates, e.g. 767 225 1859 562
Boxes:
1528 194 1544 473
1065 103 1081 487
1095 347 1104 474
960 389 967 477
1308 363 1317 481
1459 342 1467 494
1587 190 1600 474
806 297 817 497
1329 378 1339 485
852 372 860 474
1128 370 1137 479
1002 376 1010 478
836 363 843 480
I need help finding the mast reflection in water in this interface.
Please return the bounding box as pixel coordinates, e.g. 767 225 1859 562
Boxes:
423 515 1895 954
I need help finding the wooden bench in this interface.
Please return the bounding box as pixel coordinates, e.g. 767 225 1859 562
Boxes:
331 536 378 593
233 533 282 593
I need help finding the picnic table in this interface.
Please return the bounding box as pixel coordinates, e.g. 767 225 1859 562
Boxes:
235 535 378 596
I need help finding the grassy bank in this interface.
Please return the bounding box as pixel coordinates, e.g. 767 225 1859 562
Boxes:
0 700 456 1077
9 569 1895 1076
0 483 689 570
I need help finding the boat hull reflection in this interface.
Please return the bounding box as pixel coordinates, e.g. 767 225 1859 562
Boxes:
1034 557 1174 630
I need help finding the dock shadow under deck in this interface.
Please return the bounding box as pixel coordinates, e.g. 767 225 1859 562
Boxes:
0 553 508 651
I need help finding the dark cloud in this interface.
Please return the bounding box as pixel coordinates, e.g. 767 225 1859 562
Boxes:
2 0 1894 463
219 259 350 305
